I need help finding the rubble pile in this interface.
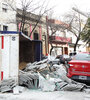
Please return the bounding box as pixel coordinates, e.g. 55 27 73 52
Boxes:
38 64 87 92
0 57 88 93
18 58 87 92
19 70 39 89
0 79 16 93
24 59 48 72
19 59 49 89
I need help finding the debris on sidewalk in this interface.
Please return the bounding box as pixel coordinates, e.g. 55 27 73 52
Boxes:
18 58 88 92
0 79 16 93
24 59 48 72
38 73 55 92
19 70 39 89
0 57 88 93
60 83 85 91
13 86 26 95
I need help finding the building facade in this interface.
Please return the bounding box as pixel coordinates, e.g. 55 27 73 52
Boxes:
48 18 88 56
48 19 72 56
0 0 17 31
16 9 48 56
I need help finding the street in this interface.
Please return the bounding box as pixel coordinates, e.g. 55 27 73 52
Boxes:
0 0 90 100
0 89 90 100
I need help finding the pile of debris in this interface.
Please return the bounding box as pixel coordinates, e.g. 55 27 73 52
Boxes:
19 59 48 89
24 59 48 72
0 57 89 93
18 58 88 92
19 70 39 89
0 79 16 93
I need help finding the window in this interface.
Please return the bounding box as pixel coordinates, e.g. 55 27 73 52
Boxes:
2 3 8 12
3 25 8 31
34 33 39 40
33 30 39 40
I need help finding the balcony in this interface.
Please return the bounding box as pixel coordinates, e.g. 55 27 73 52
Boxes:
49 36 72 43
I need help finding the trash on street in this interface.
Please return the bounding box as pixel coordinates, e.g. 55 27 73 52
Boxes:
0 56 89 93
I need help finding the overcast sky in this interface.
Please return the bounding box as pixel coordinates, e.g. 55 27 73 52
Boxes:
16 0 90 17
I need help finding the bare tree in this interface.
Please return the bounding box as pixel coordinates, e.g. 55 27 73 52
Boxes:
5 0 52 35
63 7 87 52
48 21 60 55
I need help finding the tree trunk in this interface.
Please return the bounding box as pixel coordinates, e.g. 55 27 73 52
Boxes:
74 38 79 51
50 43 53 55
74 33 81 52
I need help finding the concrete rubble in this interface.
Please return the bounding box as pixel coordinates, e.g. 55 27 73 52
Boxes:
0 79 16 93
19 70 39 89
19 58 88 92
24 59 48 72
0 57 89 93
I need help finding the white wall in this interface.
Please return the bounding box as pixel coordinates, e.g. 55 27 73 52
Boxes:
0 0 17 31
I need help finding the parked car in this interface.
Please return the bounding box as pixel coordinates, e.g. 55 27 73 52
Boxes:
56 54 72 64
67 52 90 82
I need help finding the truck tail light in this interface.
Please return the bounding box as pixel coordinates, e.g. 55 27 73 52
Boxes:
1 71 3 80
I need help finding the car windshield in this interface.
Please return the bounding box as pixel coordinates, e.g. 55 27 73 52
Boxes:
74 53 90 61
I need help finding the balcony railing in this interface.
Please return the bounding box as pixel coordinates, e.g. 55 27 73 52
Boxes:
49 36 72 43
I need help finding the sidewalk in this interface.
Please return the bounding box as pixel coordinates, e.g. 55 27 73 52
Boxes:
0 89 90 100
